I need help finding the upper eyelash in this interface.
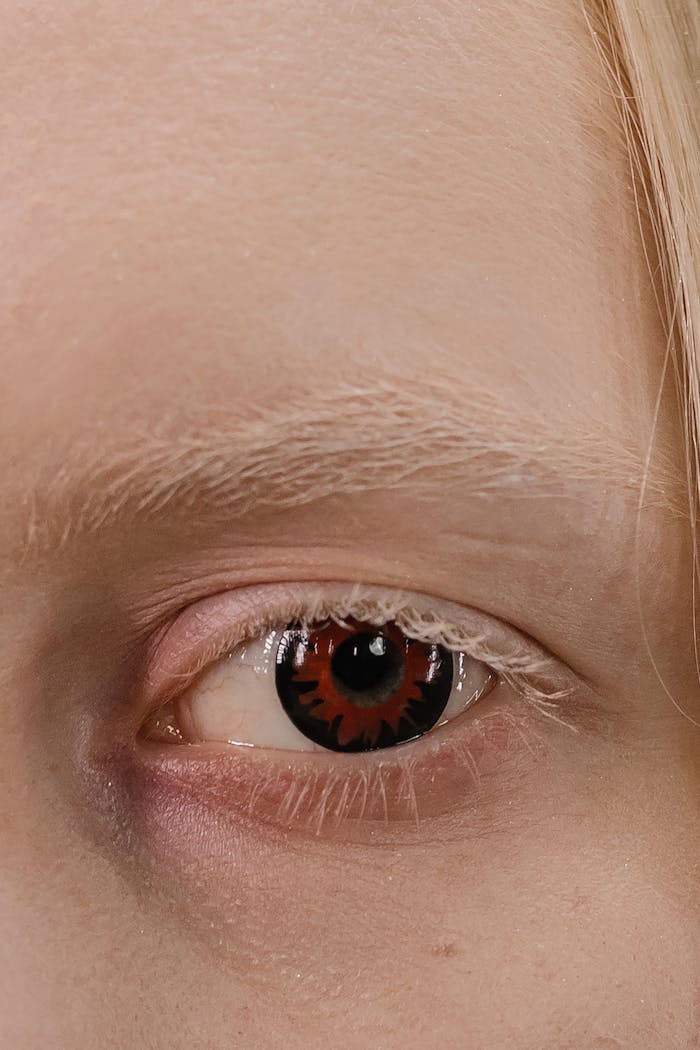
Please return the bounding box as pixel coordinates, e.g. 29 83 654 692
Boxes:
153 583 576 730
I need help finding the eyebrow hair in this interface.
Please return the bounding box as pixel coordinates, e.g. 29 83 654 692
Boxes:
17 375 676 561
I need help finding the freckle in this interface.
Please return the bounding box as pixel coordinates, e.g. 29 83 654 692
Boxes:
431 941 460 959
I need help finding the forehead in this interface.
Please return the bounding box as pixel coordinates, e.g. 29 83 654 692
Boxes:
0 0 686 690
0 0 660 431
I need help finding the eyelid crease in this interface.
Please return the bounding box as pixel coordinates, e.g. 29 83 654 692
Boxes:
144 581 577 732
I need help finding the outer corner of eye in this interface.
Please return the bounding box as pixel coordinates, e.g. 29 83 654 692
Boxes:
142 615 497 756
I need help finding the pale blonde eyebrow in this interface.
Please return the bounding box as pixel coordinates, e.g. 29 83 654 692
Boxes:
16 375 676 562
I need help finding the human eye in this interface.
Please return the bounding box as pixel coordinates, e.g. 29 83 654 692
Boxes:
145 616 496 754
124 581 574 839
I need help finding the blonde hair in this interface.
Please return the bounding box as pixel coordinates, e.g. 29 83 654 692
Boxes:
590 0 700 563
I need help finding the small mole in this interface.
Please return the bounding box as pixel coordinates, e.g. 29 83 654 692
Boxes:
431 941 459 959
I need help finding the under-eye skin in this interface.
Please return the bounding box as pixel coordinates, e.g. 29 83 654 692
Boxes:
117 581 584 838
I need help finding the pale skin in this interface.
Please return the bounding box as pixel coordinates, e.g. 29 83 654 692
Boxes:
1 2 699 1047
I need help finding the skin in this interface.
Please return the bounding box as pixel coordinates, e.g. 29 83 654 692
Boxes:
1 1 699 1047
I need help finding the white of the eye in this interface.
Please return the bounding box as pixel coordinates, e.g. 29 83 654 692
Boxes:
439 651 494 723
178 630 318 750
177 631 494 751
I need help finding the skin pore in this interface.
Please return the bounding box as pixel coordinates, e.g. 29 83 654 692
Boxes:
1 1 699 1047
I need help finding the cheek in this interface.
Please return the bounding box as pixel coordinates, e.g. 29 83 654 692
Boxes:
430 806 697 1048
349 819 696 1048
71 682 699 1047
77 716 543 990
110 787 696 1048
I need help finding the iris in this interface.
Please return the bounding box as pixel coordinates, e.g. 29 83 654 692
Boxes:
275 618 454 752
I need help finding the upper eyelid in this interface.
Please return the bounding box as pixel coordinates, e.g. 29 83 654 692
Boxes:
139 580 577 723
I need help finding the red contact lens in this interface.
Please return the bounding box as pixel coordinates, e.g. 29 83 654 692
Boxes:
275 618 454 752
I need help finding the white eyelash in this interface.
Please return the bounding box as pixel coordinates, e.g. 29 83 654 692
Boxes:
244 706 551 835
185 582 577 730
139 585 585 836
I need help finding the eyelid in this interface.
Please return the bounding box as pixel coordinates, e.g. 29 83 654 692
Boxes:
140 580 574 726
106 581 601 843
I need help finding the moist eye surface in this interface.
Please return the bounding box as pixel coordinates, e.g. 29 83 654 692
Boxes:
274 617 454 752
138 583 537 758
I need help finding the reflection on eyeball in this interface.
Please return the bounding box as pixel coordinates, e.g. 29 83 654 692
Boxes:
168 618 496 753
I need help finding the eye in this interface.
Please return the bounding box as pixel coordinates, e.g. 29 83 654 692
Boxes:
146 615 495 753
126 582 575 837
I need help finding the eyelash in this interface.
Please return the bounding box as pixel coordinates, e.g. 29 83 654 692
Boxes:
131 581 576 835
143 582 570 711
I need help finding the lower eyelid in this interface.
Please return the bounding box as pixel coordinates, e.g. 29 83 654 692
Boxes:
128 687 540 841
112 580 586 848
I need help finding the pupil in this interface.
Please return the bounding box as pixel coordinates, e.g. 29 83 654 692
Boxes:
330 631 404 703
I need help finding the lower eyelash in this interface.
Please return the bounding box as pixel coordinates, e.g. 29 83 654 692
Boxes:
134 702 548 839
122 580 593 844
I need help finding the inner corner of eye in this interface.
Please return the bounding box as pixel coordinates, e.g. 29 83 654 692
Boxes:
140 703 184 743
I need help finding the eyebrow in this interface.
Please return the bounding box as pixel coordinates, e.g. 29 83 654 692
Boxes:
17 376 668 561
